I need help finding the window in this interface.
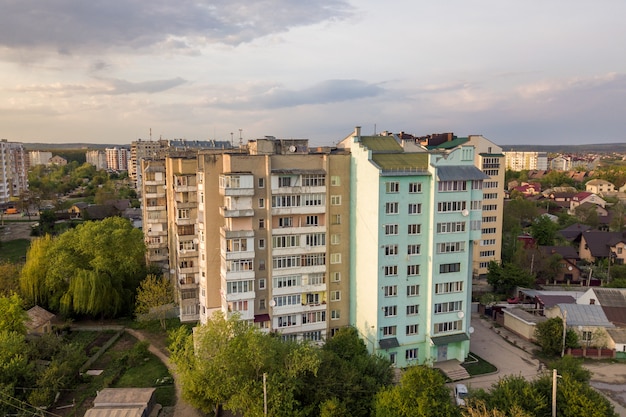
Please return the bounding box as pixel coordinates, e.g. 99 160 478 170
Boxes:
331 176 340 186
407 264 420 276
409 182 422 193
383 305 397 317
440 263 461 273
406 304 419 315
277 315 297 327
258 278 266 289
279 176 292 187
330 290 341 301
482 216 497 223
434 301 463 314
332 272 341 282
177 225 194 235
272 195 301 207
331 195 342 205
385 202 399 214
406 324 419 336
437 222 466 233
385 224 399 235
226 238 247 252
484 193 498 200
389 352 397 365
435 281 464 294
471 220 482 230
384 265 398 276
258 177 265 188
331 234 340 245
306 233 325 246
582 330 592 341
406 348 418 361
438 180 467 192
302 253 325 266
228 300 249 312
226 280 254 294
382 326 397 336
407 244 421 255
258 239 266 249
471 200 482 210
384 244 398 256
437 201 467 213
434 320 462 334
273 275 300 288
177 209 190 219
259 198 265 208
480 250 496 257
384 285 397 297
407 285 419 297
332 214 342 225
330 253 342 264
331 310 341 320
306 215 319 226
226 259 253 272
408 203 422 215
385 181 399 193
259 218 265 229
303 331 322 341
482 227 497 234
302 311 326 324
437 241 465 253
273 235 299 248
408 224 421 235
302 174 326 186
259 299 266 310
303 194 324 206
308 273 325 285
278 217 293 227
179 240 195 251
273 255 300 269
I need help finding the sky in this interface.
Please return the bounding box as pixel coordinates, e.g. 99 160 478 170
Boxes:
1 1 625 147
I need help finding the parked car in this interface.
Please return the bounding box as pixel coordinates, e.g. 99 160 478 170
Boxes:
454 383 468 406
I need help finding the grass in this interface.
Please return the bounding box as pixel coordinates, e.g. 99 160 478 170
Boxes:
115 352 176 406
0 238 30 262
462 353 498 376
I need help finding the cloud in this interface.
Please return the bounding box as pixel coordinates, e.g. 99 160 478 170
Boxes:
204 79 386 109
105 77 187 94
11 77 186 96
0 0 352 57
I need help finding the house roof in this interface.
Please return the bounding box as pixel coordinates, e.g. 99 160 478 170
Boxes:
371 153 429 172
93 388 155 408
503 307 548 325
559 223 593 241
437 165 489 181
591 288 626 307
573 191 593 201
26 305 55 329
558 304 615 328
537 294 577 308
539 246 579 260
607 328 626 344
581 231 626 257
360 136 403 152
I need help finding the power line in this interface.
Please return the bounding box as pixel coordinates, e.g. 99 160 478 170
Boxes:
0 390 63 417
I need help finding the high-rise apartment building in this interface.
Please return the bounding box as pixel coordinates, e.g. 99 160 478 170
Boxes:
106 147 129 171
130 139 168 188
338 128 485 367
503 151 548 171
0 140 28 204
86 150 108 171
141 129 504 366
29 150 52 167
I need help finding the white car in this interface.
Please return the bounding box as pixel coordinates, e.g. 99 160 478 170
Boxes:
454 383 468 407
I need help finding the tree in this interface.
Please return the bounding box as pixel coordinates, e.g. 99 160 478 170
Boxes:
20 217 146 317
470 375 547 417
0 293 27 334
374 365 459 417
534 317 577 356
462 400 531 417
135 274 174 329
530 215 559 246
0 261 20 296
486 262 535 295
170 312 321 417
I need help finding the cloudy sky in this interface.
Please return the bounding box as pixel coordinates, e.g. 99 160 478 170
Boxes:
1 0 625 147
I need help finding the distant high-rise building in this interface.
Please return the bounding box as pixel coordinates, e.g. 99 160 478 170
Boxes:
0 140 28 204
86 150 108 170
29 150 53 167
106 147 129 171
503 151 548 171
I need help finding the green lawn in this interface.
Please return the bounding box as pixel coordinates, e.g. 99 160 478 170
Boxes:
0 238 30 262
463 353 498 376
115 353 175 406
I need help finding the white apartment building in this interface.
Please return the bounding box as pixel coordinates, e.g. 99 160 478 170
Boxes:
0 140 28 204
504 151 548 171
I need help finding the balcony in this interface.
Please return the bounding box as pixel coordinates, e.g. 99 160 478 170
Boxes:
220 187 254 197
271 185 326 195
271 225 326 235
219 206 254 217
220 227 254 239
271 206 326 216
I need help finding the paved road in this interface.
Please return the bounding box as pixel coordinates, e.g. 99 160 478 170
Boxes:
468 313 626 416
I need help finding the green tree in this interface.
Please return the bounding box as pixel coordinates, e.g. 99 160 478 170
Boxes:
21 217 146 317
170 312 321 417
0 330 35 413
548 356 590 383
530 215 559 246
471 375 548 417
486 262 535 295
0 261 20 296
374 365 458 417
610 202 626 231
462 400 531 417
0 293 27 334
534 317 577 356
135 274 174 330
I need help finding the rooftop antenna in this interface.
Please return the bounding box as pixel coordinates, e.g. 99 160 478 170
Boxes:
239 129 243 148
230 132 234 147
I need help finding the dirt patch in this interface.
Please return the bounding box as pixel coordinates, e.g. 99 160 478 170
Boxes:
0 220 37 241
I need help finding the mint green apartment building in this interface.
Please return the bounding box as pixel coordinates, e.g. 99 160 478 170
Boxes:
338 127 486 367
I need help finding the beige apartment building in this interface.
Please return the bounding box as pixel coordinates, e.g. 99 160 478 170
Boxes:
142 139 351 340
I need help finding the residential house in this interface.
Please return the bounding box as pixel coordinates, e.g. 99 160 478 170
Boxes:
579 230 626 264
545 303 615 349
586 179 616 196
84 388 157 417
26 305 55 335
536 246 582 285
569 192 606 215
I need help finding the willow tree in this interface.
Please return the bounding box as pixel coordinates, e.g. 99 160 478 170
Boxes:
20 234 54 307
20 217 146 317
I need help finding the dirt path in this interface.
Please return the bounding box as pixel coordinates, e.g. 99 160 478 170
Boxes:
125 328 204 417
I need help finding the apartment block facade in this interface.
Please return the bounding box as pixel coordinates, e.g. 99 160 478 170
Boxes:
106 147 129 171
141 130 503 365
86 150 108 171
503 151 548 171
0 140 28 205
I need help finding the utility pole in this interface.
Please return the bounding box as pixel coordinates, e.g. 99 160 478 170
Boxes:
552 369 558 417
561 309 568 357
263 372 267 416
